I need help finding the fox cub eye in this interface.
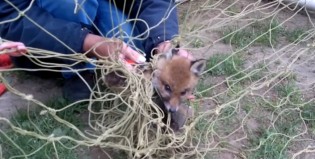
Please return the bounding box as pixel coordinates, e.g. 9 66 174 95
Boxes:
180 88 190 96
164 84 171 92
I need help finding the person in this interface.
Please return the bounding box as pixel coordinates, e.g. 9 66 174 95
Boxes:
0 0 193 102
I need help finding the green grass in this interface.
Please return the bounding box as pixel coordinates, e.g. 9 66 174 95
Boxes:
191 38 205 48
275 79 303 105
248 130 290 159
213 105 241 136
247 108 304 159
248 62 269 80
196 80 212 97
285 28 307 43
222 19 284 48
274 110 304 136
221 19 311 48
206 53 244 78
243 73 315 158
0 98 87 159
301 102 315 132
198 46 313 159
198 53 245 97
194 115 211 133
193 12 314 159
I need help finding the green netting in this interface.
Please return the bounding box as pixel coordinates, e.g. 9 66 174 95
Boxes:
1 0 315 158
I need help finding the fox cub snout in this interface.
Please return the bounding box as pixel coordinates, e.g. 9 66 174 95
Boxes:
152 49 206 113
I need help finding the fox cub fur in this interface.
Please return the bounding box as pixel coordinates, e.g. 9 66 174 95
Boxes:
152 48 206 113
103 48 206 114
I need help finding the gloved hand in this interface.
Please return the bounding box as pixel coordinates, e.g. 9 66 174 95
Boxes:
83 34 146 70
0 41 27 96
155 41 194 60
0 41 27 69
0 41 27 57
119 42 146 70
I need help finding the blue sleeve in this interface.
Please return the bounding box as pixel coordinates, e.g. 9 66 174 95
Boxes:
133 0 179 53
0 0 90 54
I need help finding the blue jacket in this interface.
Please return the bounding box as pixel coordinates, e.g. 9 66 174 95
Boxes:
0 0 179 57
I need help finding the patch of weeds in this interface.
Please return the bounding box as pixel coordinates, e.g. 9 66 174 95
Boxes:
47 98 88 124
222 27 253 47
206 53 245 79
247 130 290 159
0 98 87 159
195 116 211 133
275 80 303 104
226 80 244 95
274 109 305 136
213 105 241 136
259 98 279 112
222 19 284 48
191 38 204 48
196 79 212 97
285 28 307 43
242 103 253 114
286 72 297 81
1 70 31 85
218 105 236 117
194 115 215 145
301 102 315 131
247 62 269 81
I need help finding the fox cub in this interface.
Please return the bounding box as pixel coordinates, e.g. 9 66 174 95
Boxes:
152 48 206 113
103 48 206 114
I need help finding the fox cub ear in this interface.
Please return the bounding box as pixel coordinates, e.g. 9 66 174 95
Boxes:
190 59 206 76
157 48 179 61
156 48 179 68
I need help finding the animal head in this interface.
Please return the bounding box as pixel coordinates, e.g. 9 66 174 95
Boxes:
152 49 206 113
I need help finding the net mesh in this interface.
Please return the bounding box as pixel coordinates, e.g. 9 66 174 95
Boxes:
1 0 315 158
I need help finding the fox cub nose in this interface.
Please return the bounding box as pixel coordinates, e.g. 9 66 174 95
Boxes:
164 103 179 113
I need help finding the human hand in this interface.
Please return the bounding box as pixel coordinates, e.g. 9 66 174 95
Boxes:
83 34 146 70
0 41 27 57
155 41 194 60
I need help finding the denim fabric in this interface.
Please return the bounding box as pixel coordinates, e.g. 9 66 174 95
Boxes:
35 0 143 78
94 0 144 52
1 0 178 79
35 0 98 26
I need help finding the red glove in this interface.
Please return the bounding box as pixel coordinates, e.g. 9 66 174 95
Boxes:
0 83 6 96
0 53 14 96
0 41 27 96
0 54 13 69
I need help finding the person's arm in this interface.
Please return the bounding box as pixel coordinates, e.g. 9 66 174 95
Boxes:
0 0 89 55
83 33 146 64
127 0 179 54
135 0 193 59
0 0 145 65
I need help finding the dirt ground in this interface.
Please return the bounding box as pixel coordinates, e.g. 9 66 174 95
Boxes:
0 0 315 116
2 0 314 117
0 74 62 119
177 0 315 158
1 0 315 158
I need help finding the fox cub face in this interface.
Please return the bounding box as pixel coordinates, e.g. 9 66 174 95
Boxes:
152 49 206 113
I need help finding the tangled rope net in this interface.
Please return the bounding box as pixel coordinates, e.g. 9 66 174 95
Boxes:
1 0 315 158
